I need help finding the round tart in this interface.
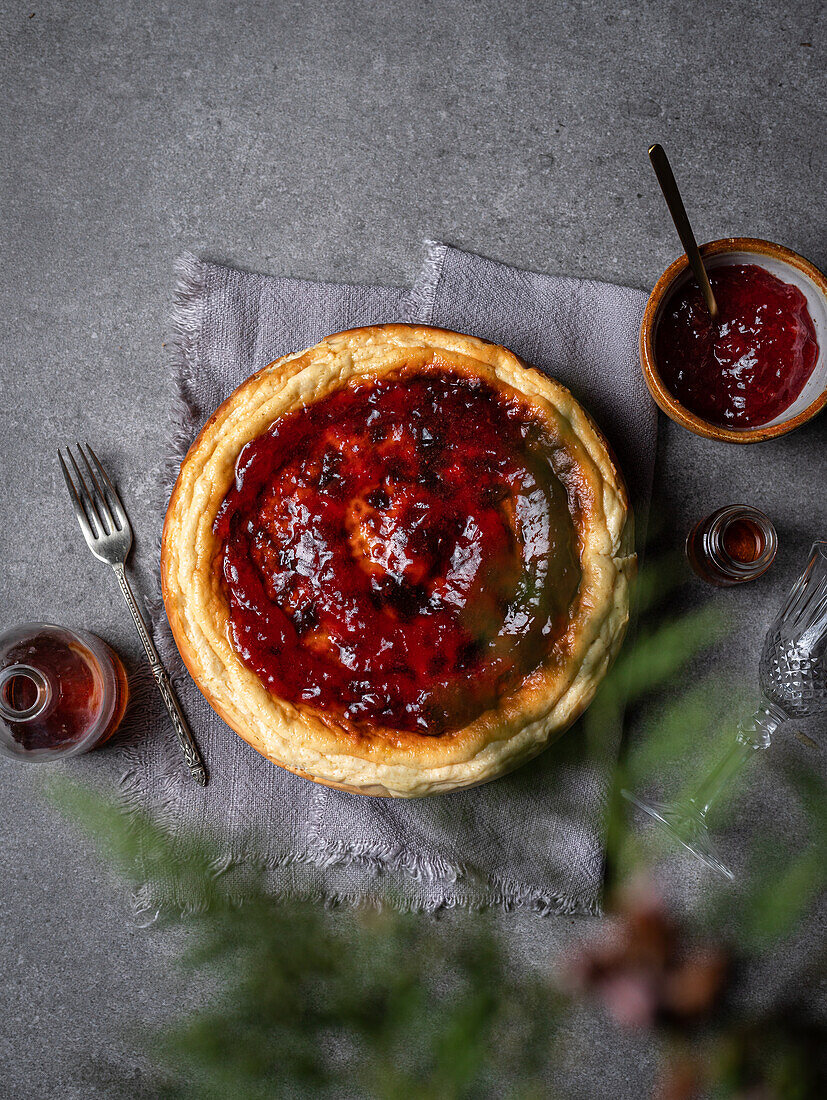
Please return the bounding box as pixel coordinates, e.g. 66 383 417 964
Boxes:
162 324 634 797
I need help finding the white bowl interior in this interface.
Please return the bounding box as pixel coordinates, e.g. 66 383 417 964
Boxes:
653 248 827 430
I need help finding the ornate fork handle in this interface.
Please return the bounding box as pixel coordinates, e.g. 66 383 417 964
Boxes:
113 563 207 786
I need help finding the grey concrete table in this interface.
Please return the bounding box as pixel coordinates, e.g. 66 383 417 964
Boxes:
1 2 824 1097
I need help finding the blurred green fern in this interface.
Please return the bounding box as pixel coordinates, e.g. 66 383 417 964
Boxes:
48 780 566 1100
46 554 826 1099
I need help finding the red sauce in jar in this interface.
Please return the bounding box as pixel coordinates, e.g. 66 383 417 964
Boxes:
722 518 764 564
215 369 582 735
656 263 818 428
0 630 125 752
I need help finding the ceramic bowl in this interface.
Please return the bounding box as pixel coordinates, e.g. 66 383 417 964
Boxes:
639 237 827 443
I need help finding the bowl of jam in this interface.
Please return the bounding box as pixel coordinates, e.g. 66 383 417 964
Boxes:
640 237 827 442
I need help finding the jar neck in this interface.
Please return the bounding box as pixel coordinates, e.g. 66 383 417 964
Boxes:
0 664 52 723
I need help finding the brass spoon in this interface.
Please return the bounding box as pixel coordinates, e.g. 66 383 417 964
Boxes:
649 143 719 322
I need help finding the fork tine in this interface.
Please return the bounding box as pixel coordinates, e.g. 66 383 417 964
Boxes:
67 447 104 536
85 444 127 530
59 451 96 542
78 444 116 533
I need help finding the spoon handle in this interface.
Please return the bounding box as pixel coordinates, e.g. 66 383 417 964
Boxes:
649 143 719 322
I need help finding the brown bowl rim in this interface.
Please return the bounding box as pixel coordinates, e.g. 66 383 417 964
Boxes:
639 236 827 443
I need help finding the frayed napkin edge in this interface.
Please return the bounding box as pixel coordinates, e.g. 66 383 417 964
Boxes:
405 239 447 325
127 859 602 926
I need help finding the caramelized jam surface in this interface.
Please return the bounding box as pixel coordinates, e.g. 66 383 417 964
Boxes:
215 369 581 734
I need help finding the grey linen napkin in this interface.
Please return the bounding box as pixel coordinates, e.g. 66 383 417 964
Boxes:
128 242 655 918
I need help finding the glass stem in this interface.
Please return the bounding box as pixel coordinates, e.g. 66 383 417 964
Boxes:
690 700 783 818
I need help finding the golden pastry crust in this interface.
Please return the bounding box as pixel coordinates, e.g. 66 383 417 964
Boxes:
162 324 634 797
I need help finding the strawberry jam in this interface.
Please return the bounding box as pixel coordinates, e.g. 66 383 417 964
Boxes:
656 263 818 428
215 368 582 734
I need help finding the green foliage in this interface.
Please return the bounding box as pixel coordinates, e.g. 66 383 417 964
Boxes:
732 760 827 952
46 553 827 1099
48 782 563 1100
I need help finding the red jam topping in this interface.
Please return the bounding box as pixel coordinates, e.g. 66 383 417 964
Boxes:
656 263 818 428
215 369 582 734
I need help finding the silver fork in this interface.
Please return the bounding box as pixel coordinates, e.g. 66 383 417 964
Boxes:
58 443 207 786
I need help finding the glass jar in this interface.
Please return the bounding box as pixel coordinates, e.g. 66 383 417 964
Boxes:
686 505 778 587
0 623 128 760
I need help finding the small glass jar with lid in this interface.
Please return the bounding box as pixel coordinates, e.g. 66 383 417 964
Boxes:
685 505 778 587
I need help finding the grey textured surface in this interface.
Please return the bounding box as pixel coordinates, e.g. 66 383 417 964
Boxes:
0 1 824 1097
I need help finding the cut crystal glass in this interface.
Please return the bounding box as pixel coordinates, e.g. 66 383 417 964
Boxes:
624 540 827 878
